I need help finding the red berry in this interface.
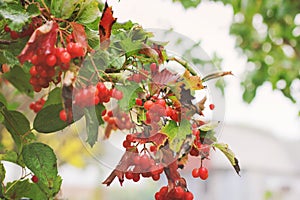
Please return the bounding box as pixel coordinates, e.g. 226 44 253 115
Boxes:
67 42 84 57
150 145 157 152
150 63 158 73
192 168 200 178
122 140 131 148
209 103 215 110
174 186 185 198
184 191 194 200
31 175 39 183
155 99 166 108
144 100 154 110
60 51 71 64
152 174 160 181
46 54 57 67
125 171 134 180
59 110 67 122
199 167 209 180
29 66 38 76
4 25 11 32
140 154 151 170
135 98 143 106
10 31 19 39
132 173 140 182
111 88 123 100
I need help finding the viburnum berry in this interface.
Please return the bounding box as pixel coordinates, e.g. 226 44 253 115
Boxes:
192 168 200 178
31 175 39 183
184 191 194 200
209 103 215 110
111 88 123 100
173 186 185 198
150 63 158 73
46 54 57 67
135 98 143 106
60 51 71 64
59 110 67 122
199 166 209 180
29 98 45 113
144 100 154 110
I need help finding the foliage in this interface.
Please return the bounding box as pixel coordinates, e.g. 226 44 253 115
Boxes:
175 0 300 108
0 0 238 199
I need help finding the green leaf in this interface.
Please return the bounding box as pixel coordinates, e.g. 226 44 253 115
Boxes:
4 179 48 199
33 104 70 133
116 83 142 111
61 0 81 19
50 0 63 18
0 50 19 66
3 66 33 97
161 119 191 152
26 3 40 17
0 151 18 163
0 163 5 183
77 0 101 24
84 106 100 147
172 0 202 9
112 21 136 35
0 3 32 31
0 102 34 151
43 88 62 108
213 143 240 175
0 93 7 107
119 38 142 56
22 143 62 197
95 104 105 125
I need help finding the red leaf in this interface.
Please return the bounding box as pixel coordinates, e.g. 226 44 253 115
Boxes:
18 21 59 64
70 22 88 54
99 2 117 49
149 133 168 148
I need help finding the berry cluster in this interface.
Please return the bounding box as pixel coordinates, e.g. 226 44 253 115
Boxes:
192 166 209 180
124 152 164 182
29 98 45 113
29 40 84 92
155 186 194 200
103 110 132 131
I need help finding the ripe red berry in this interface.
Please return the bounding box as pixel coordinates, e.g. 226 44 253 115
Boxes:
4 25 11 32
155 99 166 108
174 186 185 198
150 63 158 73
111 88 123 100
184 191 194 200
144 100 154 110
152 174 160 181
199 167 209 180
46 54 57 67
125 171 134 180
209 103 215 110
31 175 39 183
10 31 19 39
59 110 67 122
192 168 200 178
135 98 143 106
60 51 71 64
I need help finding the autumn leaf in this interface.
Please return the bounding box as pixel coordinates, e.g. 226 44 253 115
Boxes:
70 22 89 54
99 2 117 50
149 133 168 148
182 70 204 90
18 21 58 64
213 143 241 175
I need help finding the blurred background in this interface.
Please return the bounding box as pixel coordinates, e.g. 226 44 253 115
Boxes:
3 0 300 199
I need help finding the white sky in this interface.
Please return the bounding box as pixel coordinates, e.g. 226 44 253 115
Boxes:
110 0 300 140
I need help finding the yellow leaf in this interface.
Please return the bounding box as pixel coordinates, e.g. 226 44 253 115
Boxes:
183 70 204 90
